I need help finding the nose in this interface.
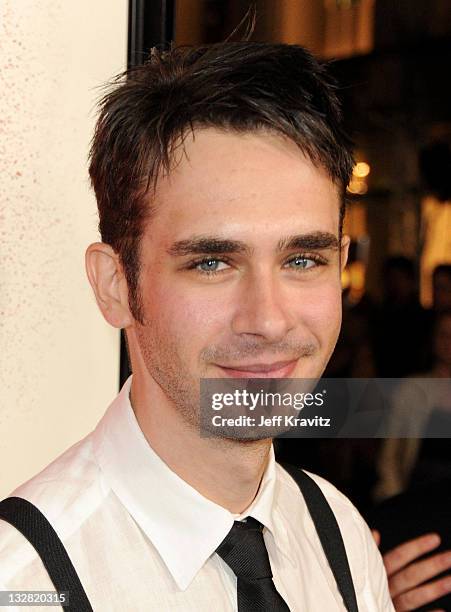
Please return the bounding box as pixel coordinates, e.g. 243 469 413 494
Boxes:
231 271 296 343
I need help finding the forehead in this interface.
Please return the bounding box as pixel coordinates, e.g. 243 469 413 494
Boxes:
148 127 341 242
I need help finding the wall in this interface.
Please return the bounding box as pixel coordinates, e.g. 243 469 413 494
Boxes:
0 0 128 497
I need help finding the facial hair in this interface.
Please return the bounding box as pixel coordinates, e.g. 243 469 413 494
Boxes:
134 317 322 441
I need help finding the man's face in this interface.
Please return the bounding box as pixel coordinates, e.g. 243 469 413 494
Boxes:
132 128 347 425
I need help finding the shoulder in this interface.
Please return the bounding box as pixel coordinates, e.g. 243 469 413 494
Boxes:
276 461 362 518
0 433 106 586
276 463 394 610
276 463 369 552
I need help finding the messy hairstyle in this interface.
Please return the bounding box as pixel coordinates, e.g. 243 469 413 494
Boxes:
89 41 354 323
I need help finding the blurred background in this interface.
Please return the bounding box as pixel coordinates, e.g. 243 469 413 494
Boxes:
129 0 451 523
2 2 451 584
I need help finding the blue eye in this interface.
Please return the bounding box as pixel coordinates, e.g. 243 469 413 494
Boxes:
288 256 316 270
195 258 229 273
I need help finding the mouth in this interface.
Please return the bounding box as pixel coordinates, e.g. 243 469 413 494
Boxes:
215 359 299 378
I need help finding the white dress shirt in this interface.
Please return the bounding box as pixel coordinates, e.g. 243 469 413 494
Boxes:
0 377 394 611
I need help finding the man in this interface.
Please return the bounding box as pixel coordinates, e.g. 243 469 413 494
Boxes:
0 41 393 610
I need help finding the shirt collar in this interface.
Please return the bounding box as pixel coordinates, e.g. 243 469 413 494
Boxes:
92 376 287 590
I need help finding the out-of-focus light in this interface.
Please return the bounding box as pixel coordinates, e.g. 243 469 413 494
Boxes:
342 261 366 302
341 267 351 289
347 178 368 194
336 0 357 8
353 162 371 178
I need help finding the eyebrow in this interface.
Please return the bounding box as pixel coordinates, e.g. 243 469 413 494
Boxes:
167 231 339 257
167 236 252 257
277 232 339 252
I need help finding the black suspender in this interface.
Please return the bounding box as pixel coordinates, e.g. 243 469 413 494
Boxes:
0 465 358 611
0 497 93 612
280 463 359 612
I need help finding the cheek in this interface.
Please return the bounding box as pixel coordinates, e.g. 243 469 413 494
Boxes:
294 281 342 337
143 282 226 342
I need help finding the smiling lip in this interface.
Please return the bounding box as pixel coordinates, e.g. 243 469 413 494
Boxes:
216 359 298 378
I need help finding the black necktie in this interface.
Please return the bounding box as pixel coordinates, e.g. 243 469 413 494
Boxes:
216 517 291 612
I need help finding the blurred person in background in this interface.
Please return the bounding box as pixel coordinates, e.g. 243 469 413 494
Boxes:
371 256 431 378
374 308 451 501
375 263 451 502
369 308 451 610
368 301 451 611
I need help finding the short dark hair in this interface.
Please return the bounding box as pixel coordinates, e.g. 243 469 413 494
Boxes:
89 41 354 323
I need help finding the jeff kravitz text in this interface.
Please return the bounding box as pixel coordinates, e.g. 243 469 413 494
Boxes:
211 415 331 427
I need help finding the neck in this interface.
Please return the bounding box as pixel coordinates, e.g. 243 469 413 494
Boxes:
130 373 272 514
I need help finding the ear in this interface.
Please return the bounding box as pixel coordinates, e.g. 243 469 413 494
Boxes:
85 242 134 329
340 234 350 272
